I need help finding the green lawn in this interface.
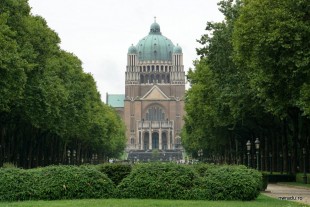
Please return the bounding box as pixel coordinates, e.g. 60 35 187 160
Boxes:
0 195 308 207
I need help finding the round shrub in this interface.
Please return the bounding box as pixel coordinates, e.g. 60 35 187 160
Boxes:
117 163 200 199
197 165 262 200
96 163 132 185
32 165 115 200
0 165 115 201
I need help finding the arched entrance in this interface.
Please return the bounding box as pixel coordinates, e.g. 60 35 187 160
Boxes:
144 132 149 150
162 132 167 149
152 132 159 149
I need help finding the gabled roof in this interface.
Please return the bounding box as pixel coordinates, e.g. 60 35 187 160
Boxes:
106 94 125 108
141 85 169 100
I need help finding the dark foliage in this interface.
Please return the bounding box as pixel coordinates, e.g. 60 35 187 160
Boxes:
96 163 132 185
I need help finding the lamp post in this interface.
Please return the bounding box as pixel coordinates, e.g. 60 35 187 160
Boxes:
67 150 71 165
288 152 291 174
255 138 260 170
95 154 98 164
261 154 264 171
269 152 273 174
279 152 283 174
73 150 76 165
246 140 251 168
198 149 203 162
302 148 307 184
91 153 95 164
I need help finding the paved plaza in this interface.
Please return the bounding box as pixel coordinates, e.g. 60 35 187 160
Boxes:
262 184 310 205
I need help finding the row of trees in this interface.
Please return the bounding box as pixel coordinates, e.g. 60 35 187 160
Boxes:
0 0 126 168
182 0 310 173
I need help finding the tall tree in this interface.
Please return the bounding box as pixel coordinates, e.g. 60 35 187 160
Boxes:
233 0 310 172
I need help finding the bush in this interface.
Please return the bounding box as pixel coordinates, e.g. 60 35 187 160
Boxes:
196 165 262 200
261 173 268 191
96 163 132 185
296 173 309 184
0 168 37 201
33 165 115 200
1 162 17 168
117 163 201 199
0 164 263 201
0 165 115 201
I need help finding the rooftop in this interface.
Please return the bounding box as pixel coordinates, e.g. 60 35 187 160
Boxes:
106 94 125 108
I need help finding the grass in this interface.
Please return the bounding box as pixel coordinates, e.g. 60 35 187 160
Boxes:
0 195 308 207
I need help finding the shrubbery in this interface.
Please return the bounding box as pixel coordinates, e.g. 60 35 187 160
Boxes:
0 163 262 201
196 164 262 200
118 163 262 201
96 163 132 185
0 168 36 201
117 163 200 199
296 173 309 184
0 165 114 201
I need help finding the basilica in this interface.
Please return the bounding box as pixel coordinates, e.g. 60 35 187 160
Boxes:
107 20 185 154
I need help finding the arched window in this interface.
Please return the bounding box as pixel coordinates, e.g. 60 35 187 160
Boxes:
162 74 166 83
145 74 149 83
145 106 165 121
131 137 135 145
140 75 144 83
156 74 160 83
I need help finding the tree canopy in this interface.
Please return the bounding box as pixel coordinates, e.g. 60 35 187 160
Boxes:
183 0 310 173
0 0 126 168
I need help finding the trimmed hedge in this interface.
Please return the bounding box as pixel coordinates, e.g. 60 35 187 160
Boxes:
296 173 309 184
117 163 200 199
0 163 263 201
0 168 37 201
0 165 115 201
117 163 262 201
96 163 132 185
197 165 262 200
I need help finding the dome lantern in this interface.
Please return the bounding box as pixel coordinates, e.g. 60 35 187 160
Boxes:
173 44 182 54
128 44 137 54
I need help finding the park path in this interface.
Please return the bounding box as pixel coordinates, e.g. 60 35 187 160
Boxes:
262 183 310 206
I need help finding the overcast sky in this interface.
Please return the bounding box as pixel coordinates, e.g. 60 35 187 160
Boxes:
28 0 224 102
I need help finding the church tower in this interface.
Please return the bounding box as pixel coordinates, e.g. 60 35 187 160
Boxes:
124 20 186 151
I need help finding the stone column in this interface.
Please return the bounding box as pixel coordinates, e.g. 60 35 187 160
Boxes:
167 128 171 149
149 129 152 150
140 130 143 150
159 128 162 150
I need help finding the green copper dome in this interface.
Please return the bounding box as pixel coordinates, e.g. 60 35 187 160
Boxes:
173 44 182 54
136 21 174 61
150 22 161 34
128 44 137 54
